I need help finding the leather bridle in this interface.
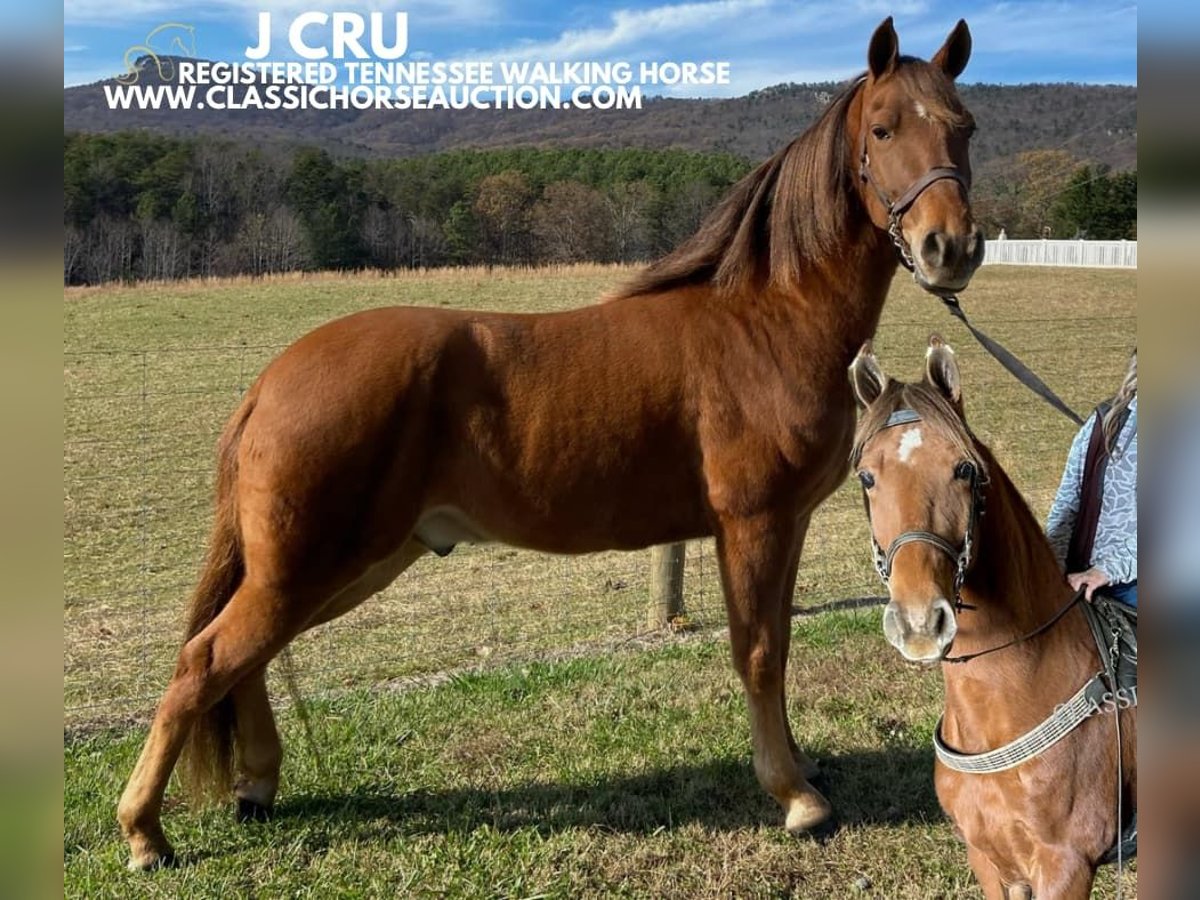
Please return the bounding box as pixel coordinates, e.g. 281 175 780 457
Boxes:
861 407 1089 666
862 409 983 613
858 128 969 277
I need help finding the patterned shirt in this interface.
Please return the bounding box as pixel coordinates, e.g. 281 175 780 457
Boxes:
1046 396 1137 583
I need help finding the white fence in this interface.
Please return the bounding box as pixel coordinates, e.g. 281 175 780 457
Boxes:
983 239 1137 269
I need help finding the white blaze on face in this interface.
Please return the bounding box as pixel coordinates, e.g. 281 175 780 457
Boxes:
914 100 929 120
897 426 924 464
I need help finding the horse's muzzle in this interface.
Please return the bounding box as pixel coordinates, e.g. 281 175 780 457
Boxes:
883 597 958 663
915 226 985 294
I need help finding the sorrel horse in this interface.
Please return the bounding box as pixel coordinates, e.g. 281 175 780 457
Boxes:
849 338 1137 898
118 18 984 869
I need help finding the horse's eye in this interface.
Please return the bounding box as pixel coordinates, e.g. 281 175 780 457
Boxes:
858 470 876 489
954 461 975 481
871 125 890 141
965 122 977 139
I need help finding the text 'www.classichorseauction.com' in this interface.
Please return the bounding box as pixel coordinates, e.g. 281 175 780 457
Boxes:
104 59 733 112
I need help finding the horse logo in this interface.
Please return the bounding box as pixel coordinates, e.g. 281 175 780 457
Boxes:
116 23 196 85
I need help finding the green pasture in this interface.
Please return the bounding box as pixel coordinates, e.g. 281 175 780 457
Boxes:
64 264 1135 896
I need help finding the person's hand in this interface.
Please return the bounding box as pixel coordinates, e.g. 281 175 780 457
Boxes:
1067 567 1111 602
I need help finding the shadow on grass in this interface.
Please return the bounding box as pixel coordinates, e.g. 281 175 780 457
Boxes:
274 746 942 839
792 595 887 617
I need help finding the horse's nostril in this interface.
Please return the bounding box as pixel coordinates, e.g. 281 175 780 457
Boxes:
968 228 985 265
921 231 944 267
933 606 947 636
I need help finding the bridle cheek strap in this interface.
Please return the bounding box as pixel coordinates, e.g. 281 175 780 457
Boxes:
864 408 980 611
858 130 969 273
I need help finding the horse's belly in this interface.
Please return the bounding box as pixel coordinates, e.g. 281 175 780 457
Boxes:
413 506 496 556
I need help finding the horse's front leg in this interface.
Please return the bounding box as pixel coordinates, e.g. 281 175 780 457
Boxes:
966 844 1010 900
777 512 819 780
715 510 832 834
1030 848 1096 900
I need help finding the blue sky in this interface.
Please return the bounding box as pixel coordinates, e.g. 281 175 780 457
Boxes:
63 1 1137 92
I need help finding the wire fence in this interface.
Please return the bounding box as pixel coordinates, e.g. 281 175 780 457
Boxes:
63 308 1136 727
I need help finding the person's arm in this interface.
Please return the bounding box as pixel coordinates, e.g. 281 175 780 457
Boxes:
1091 413 1138 584
1045 418 1093 570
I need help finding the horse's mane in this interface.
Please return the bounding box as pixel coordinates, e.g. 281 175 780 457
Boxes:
610 76 866 300
851 380 985 474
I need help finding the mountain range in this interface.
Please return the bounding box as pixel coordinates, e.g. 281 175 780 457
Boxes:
64 57 1136 170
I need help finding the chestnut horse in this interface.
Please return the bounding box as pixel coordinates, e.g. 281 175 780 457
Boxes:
119 18 983 869
849 337 1136 899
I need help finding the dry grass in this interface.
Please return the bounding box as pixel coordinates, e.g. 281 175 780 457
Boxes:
64 263 1136 897
64 264 1136 721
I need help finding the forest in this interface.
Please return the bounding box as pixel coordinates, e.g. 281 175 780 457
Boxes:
63 132 1136 285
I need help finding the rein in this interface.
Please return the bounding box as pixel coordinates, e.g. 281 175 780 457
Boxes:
942 589 1082 664
857 130 1084 427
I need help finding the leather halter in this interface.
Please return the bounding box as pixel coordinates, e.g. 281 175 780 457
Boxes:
858 129 969 275
863 408 982 612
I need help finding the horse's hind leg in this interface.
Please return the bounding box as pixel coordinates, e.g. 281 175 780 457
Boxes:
118 582 308 869
231 667 281 822
716 511 832 835
229 538 429 823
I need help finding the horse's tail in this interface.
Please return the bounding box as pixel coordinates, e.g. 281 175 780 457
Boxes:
178 390 255 803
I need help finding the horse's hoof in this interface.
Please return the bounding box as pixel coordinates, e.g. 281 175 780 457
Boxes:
237 798 273 824
784 791 834 837
126 844 177 872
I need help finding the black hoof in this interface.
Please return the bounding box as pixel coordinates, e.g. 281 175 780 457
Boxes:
237 798 273 824
809 813 840 843
792 814 840 845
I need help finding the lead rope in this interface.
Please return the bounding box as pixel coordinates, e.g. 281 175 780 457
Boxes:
938 295 1084 426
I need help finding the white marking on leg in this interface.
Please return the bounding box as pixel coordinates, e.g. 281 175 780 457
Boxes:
897 427 923 464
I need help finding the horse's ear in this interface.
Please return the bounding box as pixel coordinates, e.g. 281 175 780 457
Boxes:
850 341 889 409
925 334 963 407
931 19 971 80
867 17 899 80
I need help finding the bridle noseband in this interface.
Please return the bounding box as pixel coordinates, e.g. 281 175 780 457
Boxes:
858 128 968 276
863 408 983 613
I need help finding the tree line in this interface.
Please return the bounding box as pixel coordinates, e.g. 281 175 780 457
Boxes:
970 149 1137 241
64 133 751 284
64 132 1136 285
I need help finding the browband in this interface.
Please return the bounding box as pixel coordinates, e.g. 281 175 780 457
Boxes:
883 408 922 428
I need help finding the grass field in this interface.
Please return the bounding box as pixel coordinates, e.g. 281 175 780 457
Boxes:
64 264 1136 896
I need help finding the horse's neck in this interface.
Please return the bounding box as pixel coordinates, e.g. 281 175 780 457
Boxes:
772 225 897 371
940 463 1097 750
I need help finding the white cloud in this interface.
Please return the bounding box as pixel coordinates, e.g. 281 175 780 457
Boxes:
479 0 773 62
64 0 499 28
64 44 88 53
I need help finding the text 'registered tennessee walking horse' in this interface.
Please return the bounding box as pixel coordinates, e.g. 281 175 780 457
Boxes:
118 17 985 869
849 338 1136 899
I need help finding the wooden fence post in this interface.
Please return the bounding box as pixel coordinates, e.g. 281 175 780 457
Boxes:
647 542 686 627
